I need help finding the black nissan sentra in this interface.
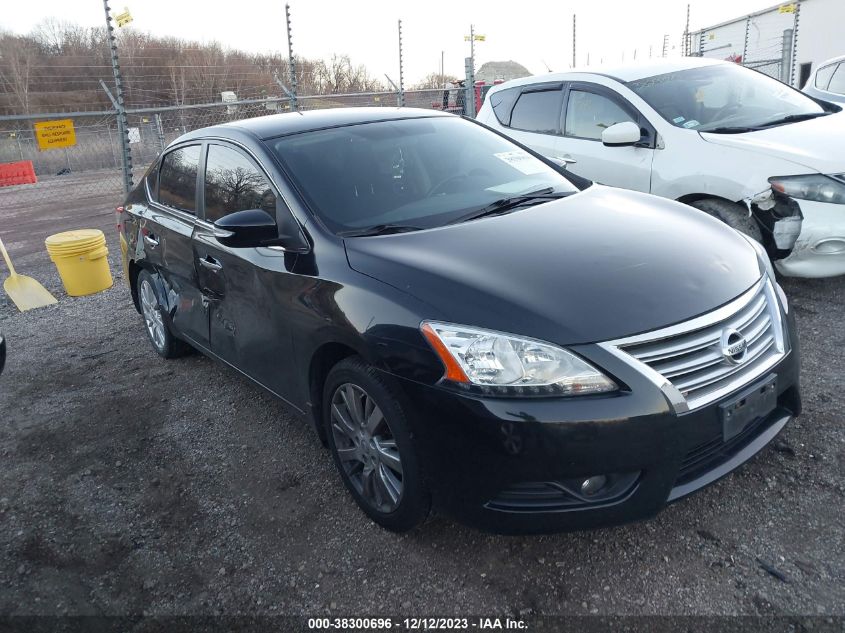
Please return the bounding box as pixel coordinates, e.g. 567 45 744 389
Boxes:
119 108 800 533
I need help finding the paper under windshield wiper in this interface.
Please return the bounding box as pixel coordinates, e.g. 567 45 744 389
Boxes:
339 224 424 237
448 188 568 225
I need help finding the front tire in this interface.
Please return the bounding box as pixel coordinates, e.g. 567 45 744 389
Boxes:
137 270 190 359
688 198 763 242
323 356 430 532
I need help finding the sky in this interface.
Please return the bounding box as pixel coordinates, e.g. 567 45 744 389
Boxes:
5 0 777 85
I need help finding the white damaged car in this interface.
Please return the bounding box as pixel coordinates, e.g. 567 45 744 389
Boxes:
478 57 845 278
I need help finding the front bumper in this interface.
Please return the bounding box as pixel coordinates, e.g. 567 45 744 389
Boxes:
393 312 801 534
775 199 845 278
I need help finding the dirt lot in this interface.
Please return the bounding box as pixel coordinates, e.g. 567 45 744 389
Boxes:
0 173 843 620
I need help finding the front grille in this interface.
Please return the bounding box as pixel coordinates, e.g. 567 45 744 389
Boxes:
614 279 786 410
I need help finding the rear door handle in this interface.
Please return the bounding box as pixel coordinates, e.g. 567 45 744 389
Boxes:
198 255 223 272
143 233 160 247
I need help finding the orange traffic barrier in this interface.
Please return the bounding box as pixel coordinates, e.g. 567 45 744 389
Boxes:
0 161 37 187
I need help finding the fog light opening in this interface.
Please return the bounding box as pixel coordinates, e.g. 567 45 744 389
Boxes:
580 475 608 496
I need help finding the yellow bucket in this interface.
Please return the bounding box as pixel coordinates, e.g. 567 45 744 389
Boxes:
45 229 113 297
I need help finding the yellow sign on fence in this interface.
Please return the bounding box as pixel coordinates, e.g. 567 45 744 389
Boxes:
34 119 77 150
779 3 797 13
115 8 133 27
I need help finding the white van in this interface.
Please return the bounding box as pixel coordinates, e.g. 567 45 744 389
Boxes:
478 58 845 278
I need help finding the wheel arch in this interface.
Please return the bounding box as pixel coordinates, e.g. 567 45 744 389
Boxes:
676 193 743 207
307 341 361 446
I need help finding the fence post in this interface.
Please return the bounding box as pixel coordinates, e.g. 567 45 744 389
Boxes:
285 3 298 111
102 0 133 193
790 1 801 86
154 113 166 152
397 20 405 107
781 29 794 84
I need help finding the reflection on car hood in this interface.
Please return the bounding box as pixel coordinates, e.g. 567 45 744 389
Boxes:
700 112 845 174
345 186 761 345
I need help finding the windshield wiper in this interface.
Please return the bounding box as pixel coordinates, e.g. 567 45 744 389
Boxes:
339 224 424 237
448 188 569 225
756 112 829 128
701 126 761 134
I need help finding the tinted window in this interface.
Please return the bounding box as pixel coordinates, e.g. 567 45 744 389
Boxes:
509 90 563 134
565 90 636 140
204 145 276 223
489 87 520 126
270 117 577 234
827 64 845 95
814 63 836 90
158 145 201 213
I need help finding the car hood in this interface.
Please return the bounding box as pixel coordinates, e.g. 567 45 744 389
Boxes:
345 187 761 345
699 112 845 174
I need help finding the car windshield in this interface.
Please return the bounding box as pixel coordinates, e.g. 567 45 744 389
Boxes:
627 63 827 132
268 116 578 234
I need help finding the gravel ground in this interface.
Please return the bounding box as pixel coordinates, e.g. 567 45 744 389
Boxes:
0 181 843 619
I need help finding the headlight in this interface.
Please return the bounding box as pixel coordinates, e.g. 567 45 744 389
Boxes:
769 174 845 204
420 321 617 396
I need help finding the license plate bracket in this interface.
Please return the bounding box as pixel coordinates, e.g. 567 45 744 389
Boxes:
720 374 778 441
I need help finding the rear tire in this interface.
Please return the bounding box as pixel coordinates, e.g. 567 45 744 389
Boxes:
688 198 763 242
323 356 430 532
137 270 190 359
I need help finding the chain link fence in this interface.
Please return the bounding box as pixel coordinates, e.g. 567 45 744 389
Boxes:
0 89 447 221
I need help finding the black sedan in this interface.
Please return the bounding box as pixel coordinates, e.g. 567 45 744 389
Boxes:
119 108 800 533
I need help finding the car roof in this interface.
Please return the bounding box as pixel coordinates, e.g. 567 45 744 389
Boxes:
813 54 845 71
488 57 726 92
179 107 454 142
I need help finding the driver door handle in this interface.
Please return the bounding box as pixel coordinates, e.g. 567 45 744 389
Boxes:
198 255 223 272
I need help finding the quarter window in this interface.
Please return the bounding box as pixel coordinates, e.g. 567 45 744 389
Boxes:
158 145 201 213
826 64 845 95
565 90 636 141
204 145 276 223
509 90 563 134
489 87 520 126
814 63 837 90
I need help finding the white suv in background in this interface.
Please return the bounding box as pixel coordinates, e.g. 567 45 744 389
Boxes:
478 57 845 278
803 54 845 105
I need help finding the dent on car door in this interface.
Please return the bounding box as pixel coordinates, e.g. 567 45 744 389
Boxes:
193 142 304 403
560 84 655 192
143 144 209 347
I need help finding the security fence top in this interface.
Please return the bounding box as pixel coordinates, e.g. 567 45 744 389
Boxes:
0 110 119 122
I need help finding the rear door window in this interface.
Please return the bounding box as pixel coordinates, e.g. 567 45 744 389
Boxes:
564 90 637 141
826 64 845 95
204 144 276 223
509 89 563 134
158 145 201 213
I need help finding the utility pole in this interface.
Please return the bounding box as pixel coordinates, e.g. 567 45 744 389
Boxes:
102 0 133 194
398 20 405 107
285 3 297 111
572 15 576 68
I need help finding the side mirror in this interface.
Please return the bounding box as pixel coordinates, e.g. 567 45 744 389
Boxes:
601 121 642 147
213 208 301 250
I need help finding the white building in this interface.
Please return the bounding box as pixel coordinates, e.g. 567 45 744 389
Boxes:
688 0 845 87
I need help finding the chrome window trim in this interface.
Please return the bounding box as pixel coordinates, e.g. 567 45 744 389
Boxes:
600 276 787 414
